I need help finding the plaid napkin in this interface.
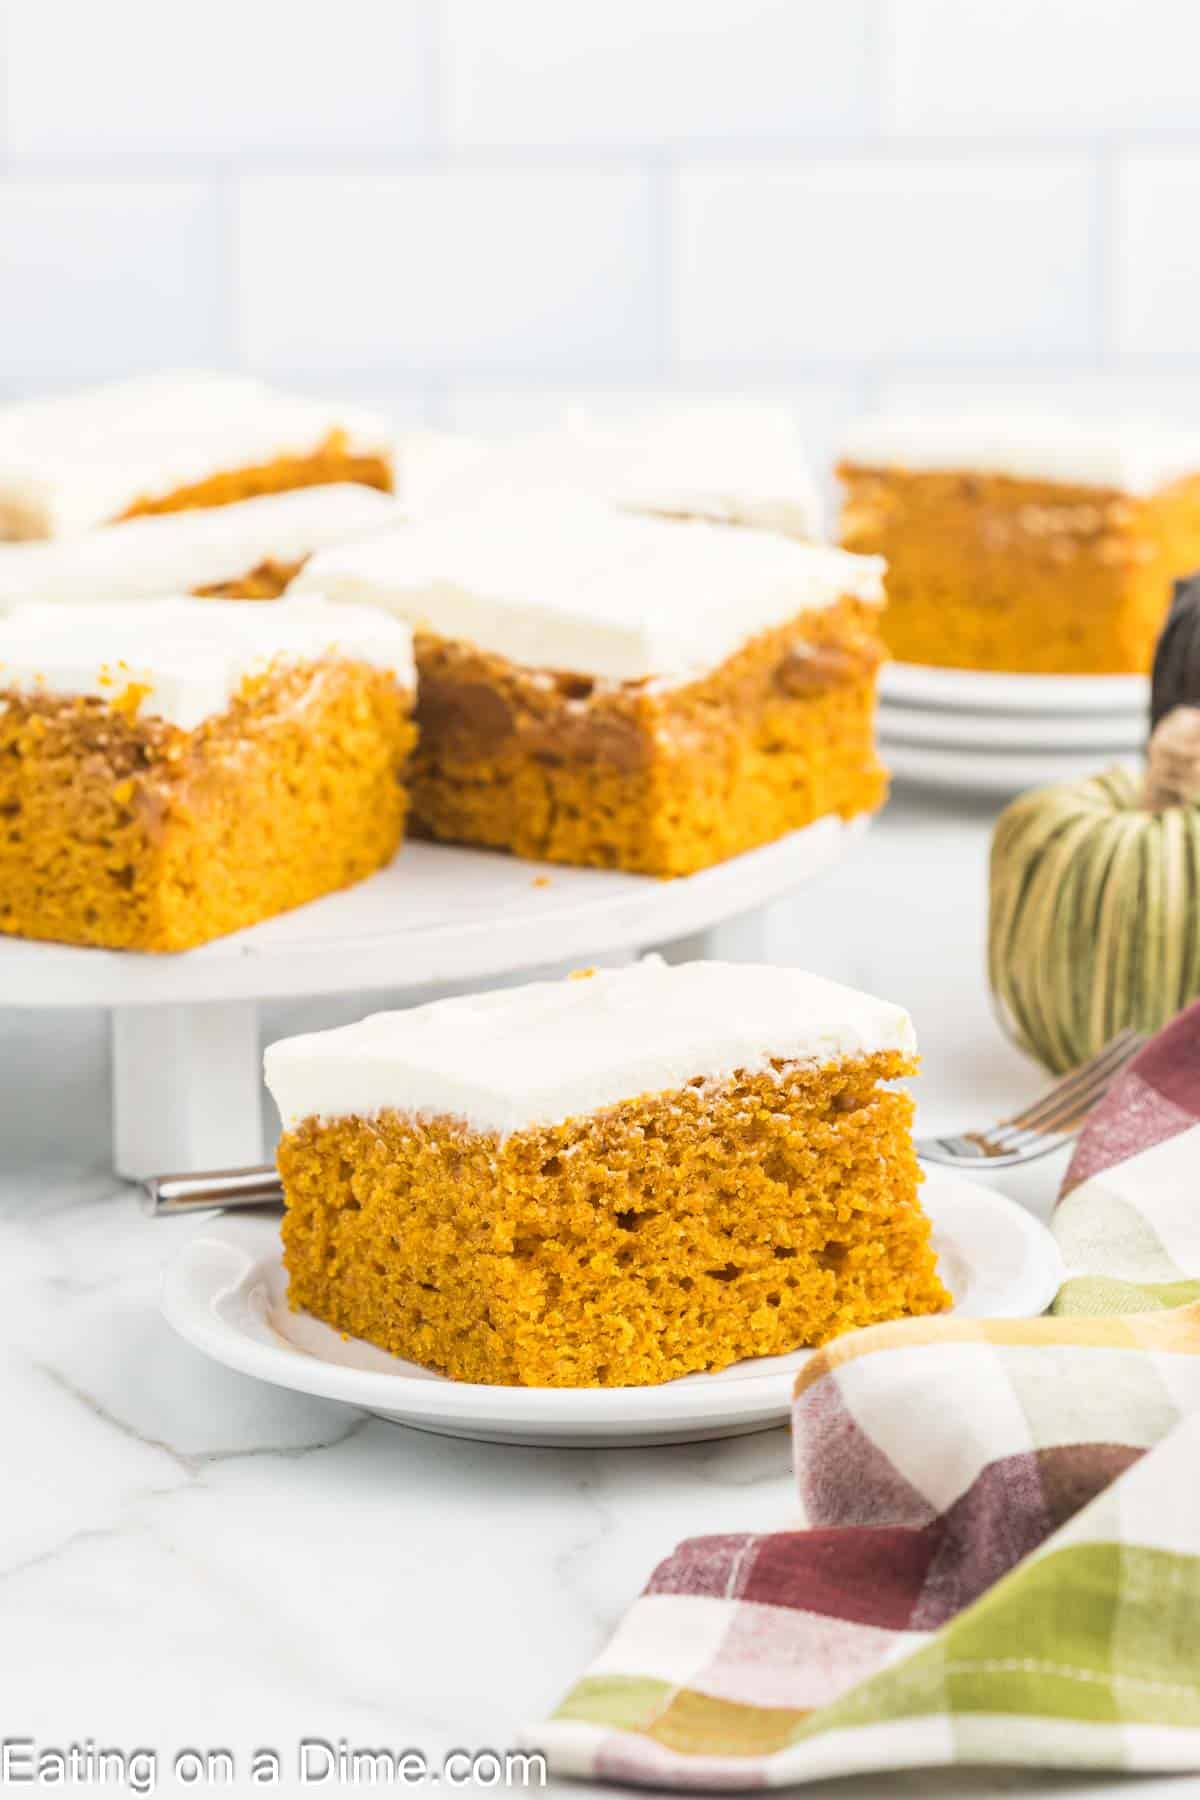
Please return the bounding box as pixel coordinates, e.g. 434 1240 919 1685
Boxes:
533 1004 1200 1788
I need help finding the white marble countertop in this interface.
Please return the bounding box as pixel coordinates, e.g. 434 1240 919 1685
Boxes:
0 791 1193 1800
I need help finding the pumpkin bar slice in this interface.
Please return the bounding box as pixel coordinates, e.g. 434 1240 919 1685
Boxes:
265 957 949 1388
415 404 823 540
0 372 394 539
838 414 1200 675
0 595 415 951
294 496 888 875
0 483 403 609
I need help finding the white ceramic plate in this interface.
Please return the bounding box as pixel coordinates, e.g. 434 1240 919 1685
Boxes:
884 741 1135 799
161 1172 1064 1448
878 702 1145 753
881 661 1149 717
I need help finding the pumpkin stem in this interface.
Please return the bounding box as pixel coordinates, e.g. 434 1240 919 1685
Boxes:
1143 704 1200 809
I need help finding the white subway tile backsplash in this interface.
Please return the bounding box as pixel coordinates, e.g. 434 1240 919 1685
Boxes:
445 0 873 146
886 0 1200 136
4 0 433 157
1115 155 1200 354
266 372 435 432
0 182 226 381
0 3 1194 418
236 169 659 374
673 159 1098 362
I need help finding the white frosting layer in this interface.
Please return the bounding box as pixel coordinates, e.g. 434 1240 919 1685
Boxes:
393 429 491 514
0 373 394 539
413 406 823 539
0 485 404 610
263 957 917 1136
294 496 883 684
0 594 414 731
574 404 823 539
841 414 1200 493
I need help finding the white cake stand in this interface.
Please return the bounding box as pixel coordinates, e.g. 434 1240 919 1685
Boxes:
2 817 866 1179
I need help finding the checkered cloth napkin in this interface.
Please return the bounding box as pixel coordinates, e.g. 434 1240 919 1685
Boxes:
532 1004 1200 1788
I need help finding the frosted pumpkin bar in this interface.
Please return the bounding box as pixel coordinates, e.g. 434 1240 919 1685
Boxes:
265 958 949 1388
419 404 822 540
294 497 887 875
838 415 1200 674
585 402 822 539
0 596 415 952
0 372 394 540
0 484 403 609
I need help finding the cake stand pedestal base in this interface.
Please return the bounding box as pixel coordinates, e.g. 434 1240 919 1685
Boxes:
112 1002 264 1181
654 907 774 966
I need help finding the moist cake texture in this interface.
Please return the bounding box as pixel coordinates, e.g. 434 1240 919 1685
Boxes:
0 485 403 610
295 500 888 875
0 597 415 951
839 416 1200 674
0 373 394 540
265 959 950 1388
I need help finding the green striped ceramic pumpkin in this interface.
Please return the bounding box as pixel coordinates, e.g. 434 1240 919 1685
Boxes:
989 763 1200 1072
989 572 1200 1072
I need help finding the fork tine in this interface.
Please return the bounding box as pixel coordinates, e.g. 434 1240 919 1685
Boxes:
1028 1063 1134 1132
914 1028 1147 1169
990 1074 1126 1150
993 1105 1106 1157
992 1030 1143 1139
999 1030 1141 1133
986 1068 1135 1154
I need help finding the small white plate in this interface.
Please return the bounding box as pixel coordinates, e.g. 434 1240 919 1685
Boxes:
878 702 1145 753
881 661 1149 717
884 741 1135 799
161 1171 1063 1448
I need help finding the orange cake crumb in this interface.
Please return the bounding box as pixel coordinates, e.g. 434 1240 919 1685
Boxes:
115 434 393 522
278 1052 946 1388
292 501 890 877
0 373 396 540
0 599 415 952
838 463 1200 675
411 596 887 877
193 556 307 599
267 961 949 1389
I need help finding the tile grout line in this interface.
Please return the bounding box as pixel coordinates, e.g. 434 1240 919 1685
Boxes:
424 0 448 151
217 166 242 373
1095 147 1119 366
0 0 8 175
10 133 1200 181
649 152 675 382
868 0 893 142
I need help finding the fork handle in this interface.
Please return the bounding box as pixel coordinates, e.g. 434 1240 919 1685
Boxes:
141 1164 284 1217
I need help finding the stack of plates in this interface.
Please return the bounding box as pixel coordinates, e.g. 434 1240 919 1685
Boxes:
878 663 1149 798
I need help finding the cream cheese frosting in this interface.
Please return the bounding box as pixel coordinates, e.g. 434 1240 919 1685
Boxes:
293 496 883 684
841 414 1200 493
0 373 394 539
0 594 415 731
0 485 404 610
393 429 491 514
263 957 917 1136
410 406 822 539
571 404 823 539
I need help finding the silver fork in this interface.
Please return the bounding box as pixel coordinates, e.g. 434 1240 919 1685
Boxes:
914 1027 1146 1170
